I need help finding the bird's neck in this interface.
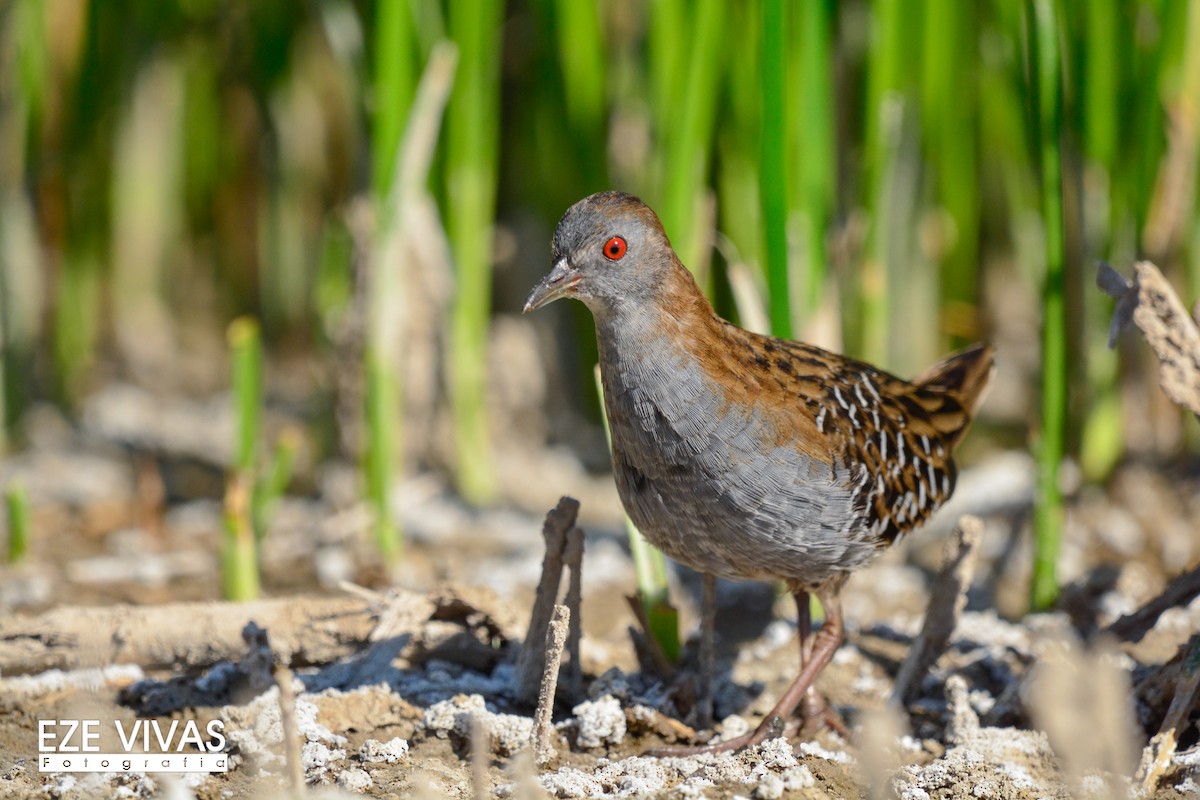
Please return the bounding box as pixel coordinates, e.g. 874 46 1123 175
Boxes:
592 268 726 381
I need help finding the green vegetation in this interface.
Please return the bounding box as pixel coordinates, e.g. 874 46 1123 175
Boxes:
3 1 1199 609
4 483 30 564
1027 0 1068 611
223 317 265 601
364 0 417 568
222 316 298 600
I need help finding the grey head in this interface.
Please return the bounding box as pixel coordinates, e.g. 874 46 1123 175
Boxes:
523 191 680 317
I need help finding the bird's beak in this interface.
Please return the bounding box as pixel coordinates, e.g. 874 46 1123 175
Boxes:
523 258 580 313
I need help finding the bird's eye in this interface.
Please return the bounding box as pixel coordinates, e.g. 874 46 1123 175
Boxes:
602 236 627 261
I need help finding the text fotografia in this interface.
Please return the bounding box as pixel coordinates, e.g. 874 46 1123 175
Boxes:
40 754 228 773
39 719 228 774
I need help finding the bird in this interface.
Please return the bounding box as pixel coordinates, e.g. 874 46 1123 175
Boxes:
524 191 994 754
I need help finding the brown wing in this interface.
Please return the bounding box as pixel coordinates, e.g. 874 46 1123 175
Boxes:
764 339 994 545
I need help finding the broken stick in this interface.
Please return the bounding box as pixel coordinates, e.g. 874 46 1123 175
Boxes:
890 515 983 705
1104 563 1200 643
533 604 571 767
515 497 582 705
1098 260 1200 418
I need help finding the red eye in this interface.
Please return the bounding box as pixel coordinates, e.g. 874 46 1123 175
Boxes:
603 236 627 260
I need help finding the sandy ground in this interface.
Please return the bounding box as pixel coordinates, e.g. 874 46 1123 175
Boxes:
2 396 1200 799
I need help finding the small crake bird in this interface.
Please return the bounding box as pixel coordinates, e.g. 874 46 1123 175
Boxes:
524 191 994 754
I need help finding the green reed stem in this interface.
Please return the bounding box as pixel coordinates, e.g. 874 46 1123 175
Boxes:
445 0 503 504
372 0 415 199
659 0 725 277
860 0 907 364
713 2 761 299
761 0 790 339
364 350 401 563
922 0 979 343
1082 3 1118 177
1176 0 1200 302
223 316 263 600
252 428 299 543
554 0 605 133
1027 0 1067 612
594 366 679 663
5 483 29 564
366 41 457 566
365 1 420 566
230 317 262 473
795 0 834 316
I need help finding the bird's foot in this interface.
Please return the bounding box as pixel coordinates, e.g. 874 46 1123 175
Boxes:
643 715 786 758
800 689 848 739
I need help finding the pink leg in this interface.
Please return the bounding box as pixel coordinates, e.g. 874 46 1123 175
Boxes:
796 593 848 737
647 590 845 756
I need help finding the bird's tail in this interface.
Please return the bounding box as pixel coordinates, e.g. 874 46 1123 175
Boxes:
912 343 996 445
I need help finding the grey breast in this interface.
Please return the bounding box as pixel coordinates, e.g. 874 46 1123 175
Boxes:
599 325 879 585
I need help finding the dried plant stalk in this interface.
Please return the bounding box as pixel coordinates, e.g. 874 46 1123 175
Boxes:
1099 260 1200 417
516 497 580 704
533 604 571 767
1104 565 1200 643
891 515 982 705
275 665 304 793
562 525 585 700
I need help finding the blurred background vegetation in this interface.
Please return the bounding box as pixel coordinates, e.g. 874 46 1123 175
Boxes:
1 0 1198 603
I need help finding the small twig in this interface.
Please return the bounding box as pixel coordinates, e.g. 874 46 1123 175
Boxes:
275 665 304 794
516 497 579 704
533 604 570 767
1104 564 1200 643
890 516 982 705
